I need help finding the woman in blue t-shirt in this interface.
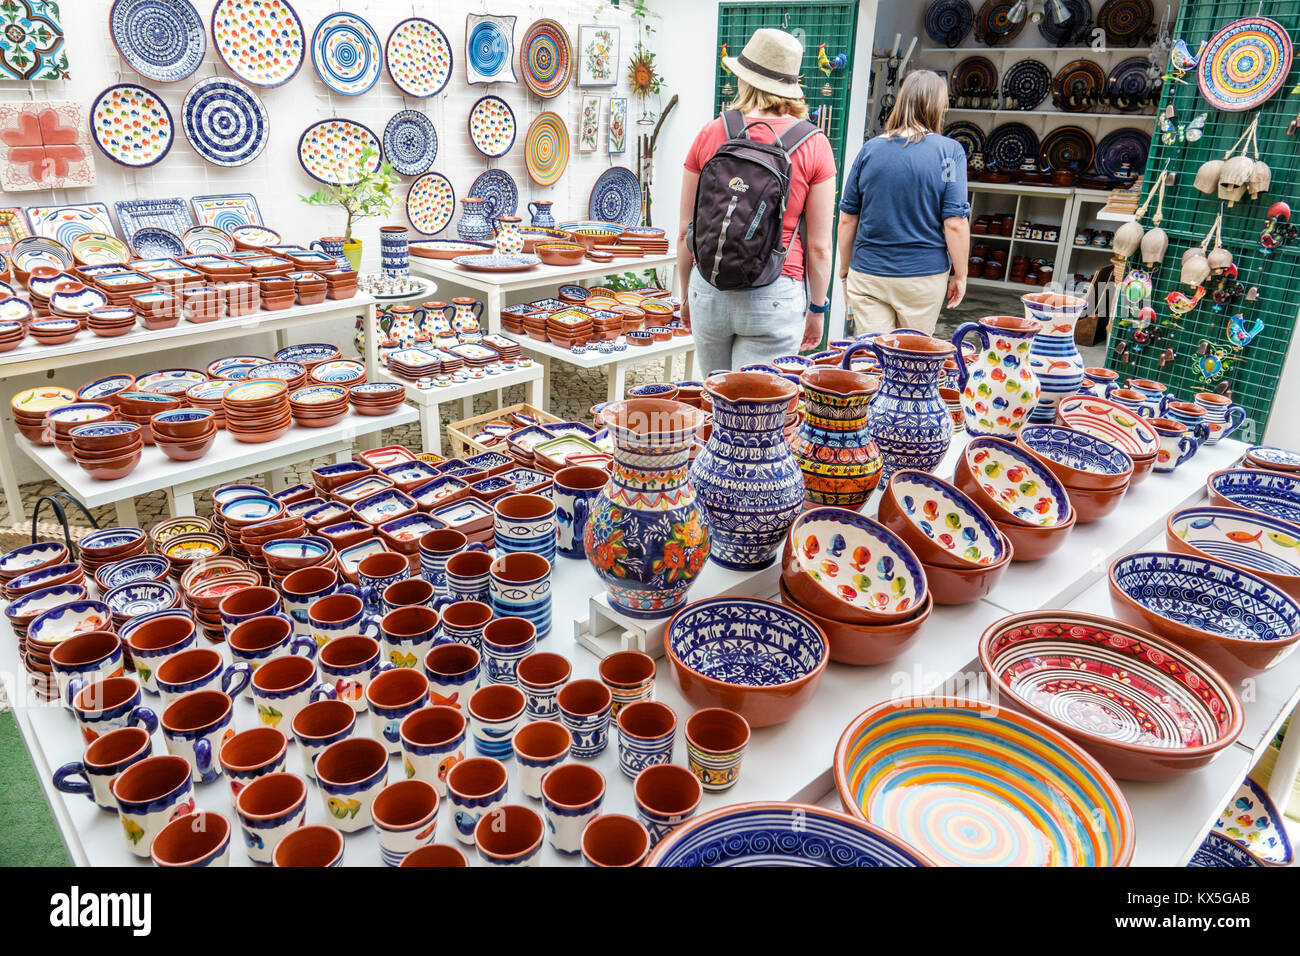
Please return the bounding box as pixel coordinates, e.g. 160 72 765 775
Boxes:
837 70 971 334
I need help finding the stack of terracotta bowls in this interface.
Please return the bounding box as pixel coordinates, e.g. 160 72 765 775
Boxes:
77 527 148 584
161 533 232 588
779 507 932 665
185 380 236 429
953 436 1076 559
47 402 116 459
131 290 180 329
289 384 349 428
149 515 213 551
249 361 307 390
289 271 327 305
258 277 296 311
0 541 69 587
321 269 360 300
1017 424 1134 524
85 307 137 338
878 470 1012 604
0 319 26 352
347 382 406 416
262 536 337 588
181 286 223 323
116 390 182 445
219 494 287 564
12 388 73 445
1054 395 1157 486
69 418 143 481
180 558 256 641
151 409 218 462
28 317 80 345
241 514 309 578
223 379 291 443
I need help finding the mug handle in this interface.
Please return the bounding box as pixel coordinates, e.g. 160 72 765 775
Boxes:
1223 405 1247 439
1176 436 1197 467
194 738 213 781
290 635 319 658
65 675 85 710
130 706 159 735
53 761 92 799
950 322 987 391
432 595 456 612
1103 382 1119 400
223 661 252 698
310 682 338 704
465 542 488 554
371 661 396 679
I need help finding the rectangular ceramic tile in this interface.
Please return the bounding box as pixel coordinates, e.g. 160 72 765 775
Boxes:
578 24 618 86
0 101 94 192
0 1 70 80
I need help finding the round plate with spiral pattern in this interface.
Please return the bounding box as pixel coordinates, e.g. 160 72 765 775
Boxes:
109 0 206 82
524 112 569 186
181 76 268 167
519 18 572 98
310 11 382 96
1198 16 1294 112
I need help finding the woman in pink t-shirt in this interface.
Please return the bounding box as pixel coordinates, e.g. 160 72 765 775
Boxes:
676 29 836 374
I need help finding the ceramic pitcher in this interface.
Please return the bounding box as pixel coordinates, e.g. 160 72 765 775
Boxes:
789 366 883 509
387 306 423 349
1149 418 1197 473
457 198 492 242
951 315 1041 437
451 298 483 336
422 301 454 340
494 216 524 256
528 201 556 229
1194 392 1247 445
310 236 350 271
845 333 955 478
379 225 410 278
1125 378 1169 417
1022 292 1087 423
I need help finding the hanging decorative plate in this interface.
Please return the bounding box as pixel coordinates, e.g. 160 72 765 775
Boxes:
191 194 263 230
1039 125 1095 172
89 83 174 168
1037 0 1091 45
465 13 517 85
1107 56 1155 109
589 166 642 228
943 121 986 161
109 0 206 83
182 225 235 254
467 95 516 157
985 122 1039 169
925 0 975 47
181 76 269 167
115 198 193 243
297 118 381 185
385 18 453 98
11 236 73 272
1093 127 1150 177
519 19 572 98
950 56 997 97
1053 59 1106 111
1097 0 1153 46
1001 59 1051 109
382 111 438 177
410 239 493 259
524 112 569 186
1198 16 1294 112
467 169 519 221
70 233 130 265
310 11 382 96
25 204 116 243
210 0 304 87
130 226 184 259
453 254 539 272
974 0 1025 46
406 173 455 236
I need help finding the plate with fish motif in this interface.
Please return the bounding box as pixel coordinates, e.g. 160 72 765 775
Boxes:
453 254 540 272
209 0 305 87
1214 776 1293 865
89 84 174 167
190 194 262 230
298 118 382 185
385 17 453 98
588 166 642 227
25 204 116 244
406 173 455 236
181 76 269 167
109 0 206 82
382 110 438 177
311 11 382 96
130 226 184 259
467 95 516 158
467 168 518 221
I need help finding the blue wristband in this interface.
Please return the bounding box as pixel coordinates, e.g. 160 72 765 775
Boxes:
808 299 830 314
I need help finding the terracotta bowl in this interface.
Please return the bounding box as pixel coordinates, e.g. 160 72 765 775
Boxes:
68 422 142 452
1016 424 1133 491
151 409 215 441
154 427 217 462
781 506 927 625
990 507 1076 560
1065 481 1129 524
1166 505 1300 603
978 609 1244 781
1054 395 1159 459
1128 451 1156 487
71 438 144 462
535 242 587 266
778 576 931 666
1108 551 1300 683
1206 468 1300 524
878 470 1006 570
664 597 827 727
920 534 1012 604
955 435 1072 528
74 448 143 481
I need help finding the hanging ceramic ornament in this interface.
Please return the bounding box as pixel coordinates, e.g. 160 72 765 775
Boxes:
1181 246 1210 287
1260 201 1298 254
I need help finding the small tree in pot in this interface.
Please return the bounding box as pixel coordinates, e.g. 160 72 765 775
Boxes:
299 142 404 270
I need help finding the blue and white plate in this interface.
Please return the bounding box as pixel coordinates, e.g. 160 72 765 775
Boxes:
104 580 179 619
1093 127 1150 178
465 13 517 85
77 375 137 402
588 166 642 227
96 555 171 590
467 168 518 221
181 76 269 167
129 226 184 259
109 0 207 83
311 12 383 96
114 198 193 244
276 342 340 365
452 254 539 271
382 110 438 177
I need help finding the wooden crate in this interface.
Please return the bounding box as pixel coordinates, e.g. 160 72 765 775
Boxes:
446 403 564 460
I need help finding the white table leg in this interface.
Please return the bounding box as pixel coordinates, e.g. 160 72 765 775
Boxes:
420 403 442 456
462 395 474 420
0 413 27 523
486 288 504 335
363 303 379 379
538 356 552 412
114 498 138 527
662 354 674 381
525 372 543 409
686 346 700 382
607 361 628 403
166 487 196 518
262 468 286 491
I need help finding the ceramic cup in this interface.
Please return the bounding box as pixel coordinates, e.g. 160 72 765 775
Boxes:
381 577 438 614
481 616 536 686
446 756 509 845
281 566 360 636
493 493 558 562
419 529 487 596
474 804 545 867
358 552 411 613
124 615 198 693
307 593 380 648
366 667 431 753
150 810 231 868
684 707 751 792
380 224 410 278
616 700 677 779
400 705 467 796
581 813 651 867
272 823 345 867
423 642 480 712
1165 401 1212 450
50 630 124 711
557 679 613 759
489 552 552 640
444 549 494 603
540 762 606 855
53 725 152 811
400 844 468 867
467 683 526 760
250 655 336 734
111 755 195 858
372 778 440 866
236 771 308 864
553 466 609 559
1195 392 1247 445
515 652 572 721
219 586 290 644
155 647 250 708
318 635 391 713
440 600 492 649
219 726 288 799
71 675 158 744
1150 417 1198 474
512 720 572 799
314 736 389 832
380 605 442 670
291 698 357 780
634 763 703 845
160 690 236 784
1126 378 1169 417
598 651 656 716
1102 385 1153 418
228 614 316 690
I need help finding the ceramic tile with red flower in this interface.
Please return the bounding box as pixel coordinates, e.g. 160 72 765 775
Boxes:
0 99 94 191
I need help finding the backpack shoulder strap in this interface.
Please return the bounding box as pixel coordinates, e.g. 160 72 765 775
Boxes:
778 119 823 158
721 110 746 140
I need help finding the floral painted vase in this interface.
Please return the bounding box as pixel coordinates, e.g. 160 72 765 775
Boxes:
1022 292 1087 423
689 372 804 570
457 198 492 242
494 216 524 256
952 315 1041 437
585 399 711 619
789 366 883 510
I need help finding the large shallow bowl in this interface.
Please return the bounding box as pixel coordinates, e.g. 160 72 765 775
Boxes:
878 470 1005 569
1166 506 1300 603
782 507 927 625
1016 424 1133 491
1108 551 1300 683
834 695 1135 866
778 576 930 666
955 436 1071 527
645 801 932 866
1055 396 1159 459
1207 468 1300 525
978 610 1243 781
663 597 827 727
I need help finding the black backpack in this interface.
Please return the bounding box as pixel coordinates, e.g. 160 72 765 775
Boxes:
687 110 822 291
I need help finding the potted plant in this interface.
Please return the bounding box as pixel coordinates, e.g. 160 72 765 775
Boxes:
299 143 403 270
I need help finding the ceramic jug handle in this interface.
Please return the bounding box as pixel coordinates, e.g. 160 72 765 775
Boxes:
950 322 986 390
53 761 92 799
130 706 159 735
1176 436 1197 467
528 201 539 216
310 682 339 703
441 303 456 324
222 661 252 697
1193 422 1211 446
839 342 871 370
472 301 484 320
289 635 319 659
309 240 323 253
1224 405 1247 439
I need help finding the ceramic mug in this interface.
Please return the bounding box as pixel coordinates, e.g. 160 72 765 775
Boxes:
272 824 346 867
219 586 289 643
228 614 317 688
581 813 651 867
124 614 198 693
291 698 357 780
633 763 702 846
1165 401 1212 449
219 726 288 799
53 725 152 811
381 578 438 615
598 651 656 716
1195 392 1247 445
553 466 608 559
160 690 236 784
155 647 250 707
474 804 545 867
235 771 308 864
310 236 349 271
557 679 612 759
358 552 411 613
512 720 571 799
444 549 494 603
515 652 571 721
684 707 750 792
314 737 389 833
467 684 526 759
400 844 468 867
318 635 391 713
111 755 195 858
50 630 124 710
372 779 440 866
1126 378 1169 417
423 642 480 711
445 757 508 845
150 810 231 868
489 552 552 640
481 616 536 686
493 494 558 562
541 763 606 855
367 667 431 754
419 529 487 596
1150 417 1198 473
281 566 360 636
250 655 336 734
440 600 492 649
71 676 158 744
307 593 381 648
400 705 467 796
1103 385 1156 419
380 605 442 670
615 700 677 779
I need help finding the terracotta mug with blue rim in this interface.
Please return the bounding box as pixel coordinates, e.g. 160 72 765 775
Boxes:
111 755 194 858
366 667 431 754
1195 391 1247 445
291 698 357 781
71 675 158 744
250 655 337 736
281 565 361 636
155 646 251 708
308 593 381 649
123 614 198 693
220 586 292 644
424 642 480 712
380 605 442 671
1164 401 1212 449
1149 417 1198 473
1103 385 1156 418
318 635 393 713
160 690 236 784
229 614 316 691
54 725 152 811
420 529 487 597
358 552 412 615
218 726 288 799
1126 378 1170 417
50 629 124 710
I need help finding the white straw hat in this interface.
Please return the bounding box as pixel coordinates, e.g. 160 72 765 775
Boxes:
723 28 805 99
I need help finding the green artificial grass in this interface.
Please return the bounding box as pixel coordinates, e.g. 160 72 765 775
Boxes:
0 710 72 866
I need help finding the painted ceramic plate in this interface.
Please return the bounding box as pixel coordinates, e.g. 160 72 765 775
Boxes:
25 204 116 244
10 236 72 271
468 95 516 158
230 224 279 247
1053 58 1107 111
1097 0 1153 45
1106 55 1153 107
70 233 130 266
115 198 193 243
89 83 174 168
974 0 1026 45
182 225 234 254
298 118 381 185
1039 125 1095 173
385 17 453 98
135 369 207 393
467 168 518 221
1001 59 1050 110
383 110 438 177
465 13 516 85
405 173 455 236
129 227 183 260
1214 776 1293 864
1198 16 1292 112
191 194 263 230
210 0 305 87
950 54 997 96
519 19 571 98
925 0 975 47
589 166 642 227
453 254 539 272
409 239 493 259
109 0 206 82
524 112 569 186
181 76 269 167
1093 127 1150 177
985 122 1038 169
943 121 985 160
311 11 382 96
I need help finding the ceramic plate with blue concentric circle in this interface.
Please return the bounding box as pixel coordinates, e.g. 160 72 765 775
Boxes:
311 12 383 96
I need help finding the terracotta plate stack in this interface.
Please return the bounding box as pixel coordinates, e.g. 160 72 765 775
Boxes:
223 379 292 443
258 276 296 311
288 271 328 305
479 334 521 363
131 290 181 330
46 402 116 459
185 380 238 429
546 310 592 348
77 526 149 589
289 384 350 428
28 318 81 346
151 409 218 462
181 286 223 323
348 382 406 416
0 319 27 353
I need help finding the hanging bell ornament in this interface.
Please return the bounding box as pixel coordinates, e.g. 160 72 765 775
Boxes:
1194 158 1223 195
1140 226 1169 267
1248 159 1272 200
1112 219 1145 258
1219 154 1254 206
1181 247 1211 287
1207 246 1234 273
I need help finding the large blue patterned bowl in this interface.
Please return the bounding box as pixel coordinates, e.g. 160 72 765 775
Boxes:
664 597 827 727
1207 468 1300 525
1017 424 1132 490
645 802 932 866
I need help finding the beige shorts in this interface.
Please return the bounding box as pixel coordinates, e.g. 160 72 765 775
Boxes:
844 270 948 335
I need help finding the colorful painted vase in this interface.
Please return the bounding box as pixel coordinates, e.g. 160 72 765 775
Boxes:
379 225 410 278
952 315 1041 437
585 400 711 619
1022 292 1087 423
790 366 883 509
528 201 555 228
450 298 483 336
457 197 492 242
309 236 350 271
1195 392 1248 445
689 372 803 571
494 216 524 256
